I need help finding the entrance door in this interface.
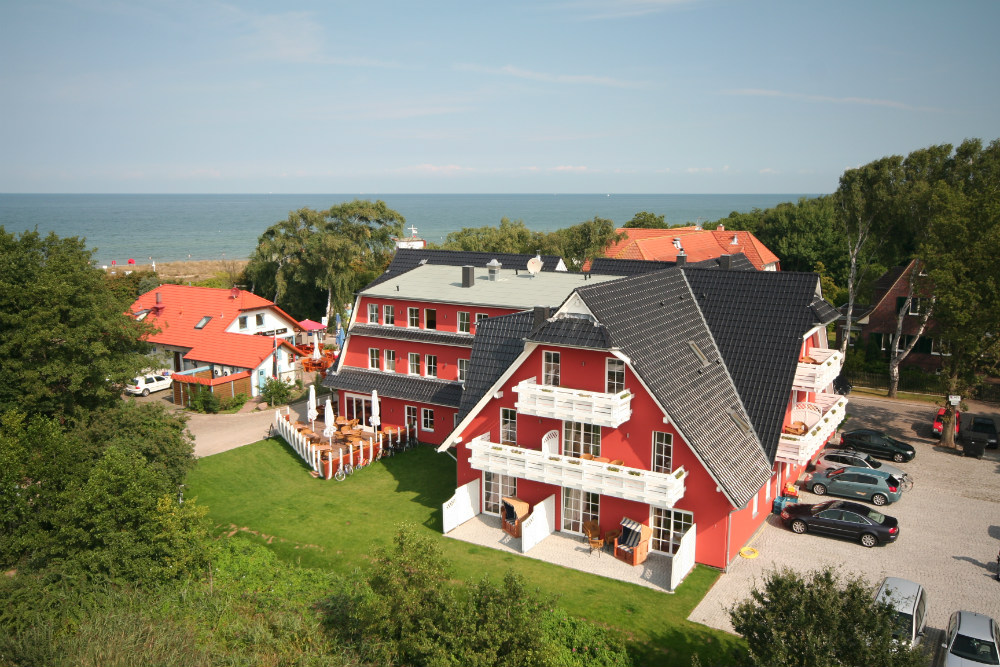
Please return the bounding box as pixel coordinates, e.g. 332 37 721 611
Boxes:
483 472 517 515
651 507 694 555
561 488 599 534
346 395 371 425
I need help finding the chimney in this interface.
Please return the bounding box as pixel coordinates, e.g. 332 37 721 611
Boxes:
718 224 725 231
719 254 732 269
676 253 687 266
462 265 475 288
533 305 550 329
156 292 162 304
487 258 502 281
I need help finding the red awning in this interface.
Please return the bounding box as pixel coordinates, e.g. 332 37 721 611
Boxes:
299 319 326 331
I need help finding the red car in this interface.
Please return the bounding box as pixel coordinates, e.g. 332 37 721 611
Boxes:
932 408 960 437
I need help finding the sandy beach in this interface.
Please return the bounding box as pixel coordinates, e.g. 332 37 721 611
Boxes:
119 259 249 284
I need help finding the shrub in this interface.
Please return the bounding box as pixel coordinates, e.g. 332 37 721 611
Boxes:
260 378 294 406
188 387 219 414
218 393 249 411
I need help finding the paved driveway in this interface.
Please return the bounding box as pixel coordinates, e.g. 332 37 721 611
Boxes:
689 395 1000 649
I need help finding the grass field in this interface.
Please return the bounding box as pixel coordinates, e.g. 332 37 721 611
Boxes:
187 439 745 665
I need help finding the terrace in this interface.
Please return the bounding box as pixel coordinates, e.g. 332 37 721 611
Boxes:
791 347 843 393
775 393 849 466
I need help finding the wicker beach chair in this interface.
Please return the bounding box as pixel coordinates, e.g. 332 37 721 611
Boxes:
500 497 530 539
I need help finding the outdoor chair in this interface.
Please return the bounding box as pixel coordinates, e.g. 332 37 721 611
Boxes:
609 459 624 466
582 519 601 541
500 497 530 539
588 534 605 556
614 517 652 566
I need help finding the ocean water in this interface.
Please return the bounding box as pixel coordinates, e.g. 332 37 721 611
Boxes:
0 193 814 264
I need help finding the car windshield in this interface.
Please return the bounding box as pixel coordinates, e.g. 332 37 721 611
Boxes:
864 509 887 524
892 611 913 640
950 633 999 665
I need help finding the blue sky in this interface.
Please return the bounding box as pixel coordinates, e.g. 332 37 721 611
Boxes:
2 1 997 194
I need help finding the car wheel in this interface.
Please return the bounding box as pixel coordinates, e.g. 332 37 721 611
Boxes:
859 533 878 548
892 453 905 463
142 389 150 397
812 483 827 496
872 493 888 506
791 520 807 534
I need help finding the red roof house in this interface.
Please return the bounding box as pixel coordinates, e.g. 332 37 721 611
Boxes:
584 225 780 272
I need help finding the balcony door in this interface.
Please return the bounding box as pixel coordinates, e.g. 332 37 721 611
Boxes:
650 507 693 555
561 488 599 534
483 472 517 515
345 394 371 425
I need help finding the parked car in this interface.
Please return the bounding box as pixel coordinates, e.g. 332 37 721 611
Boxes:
840 428 916 463
806 467 904 506
125 374 172 396
874 577 928 648
780 499 898 547
962 416 998 450
940 610 1000 666
814 449 908 481
933 408 961 437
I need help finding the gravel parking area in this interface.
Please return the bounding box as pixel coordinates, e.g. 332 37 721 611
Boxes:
689 395 1000 650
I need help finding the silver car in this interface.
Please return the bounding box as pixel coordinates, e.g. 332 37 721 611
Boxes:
814 448 908 481
940 610 1000 666
874 577 927 647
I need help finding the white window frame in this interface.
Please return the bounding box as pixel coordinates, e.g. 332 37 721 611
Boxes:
501 408 517 446
255 313 265 327
425 354 438 378
543 351 560 387
652 431 672 474
563 421 600 458
458 358 469 382
483 472 517 515
606 358 625 394
238 315 248 330
405 405 418 427
650 507 693 555
425 308 437 330
383 305 395 326
752 493 758 518
368 348 380 370
561 487 599 534
475 313 489 330
368 303 379 324
458 311 471 334
384 349 396 372
408 353 420 375
408 307 420 328
421 408 435 431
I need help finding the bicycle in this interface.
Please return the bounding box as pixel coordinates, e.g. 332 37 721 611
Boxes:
333 447 354 481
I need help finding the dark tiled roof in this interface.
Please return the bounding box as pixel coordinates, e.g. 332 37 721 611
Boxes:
366 248 566 289
456 311 535 421
322 368 463 408
348 323 475 348
587 253 755 276
575 269 772 508
684 268 836 465
528 316 613 349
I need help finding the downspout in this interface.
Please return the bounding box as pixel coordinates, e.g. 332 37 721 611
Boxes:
725 508 735 573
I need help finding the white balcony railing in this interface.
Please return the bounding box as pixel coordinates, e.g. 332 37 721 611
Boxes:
791 348 844 393
512 378 633 428
466 435 686 509
775 393 849 466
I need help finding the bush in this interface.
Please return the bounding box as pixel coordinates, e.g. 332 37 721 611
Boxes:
188 387 220 414
218 393 249 411
260 378 294 406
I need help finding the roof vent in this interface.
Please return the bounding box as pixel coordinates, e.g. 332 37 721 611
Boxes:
672 237 682 250
462 265 475 288
731 234 739 245
487 258 502 281
728 408 752 434
688 340 709 367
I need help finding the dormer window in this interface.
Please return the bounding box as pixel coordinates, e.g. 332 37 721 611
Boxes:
238 315 248 329
195 316 212 329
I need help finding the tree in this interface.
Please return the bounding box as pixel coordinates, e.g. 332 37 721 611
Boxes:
439 217 544 253
623 211 668 228
545 216 625 271
730 567 928 667
0 230 154 420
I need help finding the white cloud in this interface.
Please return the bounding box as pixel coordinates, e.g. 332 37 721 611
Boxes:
550 165 590 172
723 88 937 111
566 0 701 20
759 167 778 174
686 166 713 173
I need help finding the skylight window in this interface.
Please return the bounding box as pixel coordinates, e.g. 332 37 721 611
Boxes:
195 316 212 329
135 309 150 321
688 340 710 367
729 408 752 434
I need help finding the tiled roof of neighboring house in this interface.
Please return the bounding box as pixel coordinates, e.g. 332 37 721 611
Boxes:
587 254 755 276
574 269 773 508
348 324 475 348
361 264 619 309
456 311 536 421
323 368 463 408
587 228 779 271
529 315 614 350
685 268 839 464
365 248 568 289
185 333 299 369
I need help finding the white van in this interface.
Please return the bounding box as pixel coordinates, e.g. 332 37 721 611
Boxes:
875 576 928 647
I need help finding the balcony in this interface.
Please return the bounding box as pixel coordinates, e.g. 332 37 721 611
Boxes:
791 348 844 393
466 435 686 509
513 378 632 428
776 393 849 466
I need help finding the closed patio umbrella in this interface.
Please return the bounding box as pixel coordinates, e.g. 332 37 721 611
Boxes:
312 332 321 360
307 385 318 427
369 389 380 431
323 398 335 441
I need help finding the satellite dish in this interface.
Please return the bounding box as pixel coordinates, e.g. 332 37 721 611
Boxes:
526 257 543 276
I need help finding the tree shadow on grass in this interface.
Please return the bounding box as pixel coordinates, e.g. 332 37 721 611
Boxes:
631 623 746 667
381 445 456 531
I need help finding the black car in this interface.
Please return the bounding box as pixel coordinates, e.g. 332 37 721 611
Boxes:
839 429 915 463
962 416 998 450
780 500 899 547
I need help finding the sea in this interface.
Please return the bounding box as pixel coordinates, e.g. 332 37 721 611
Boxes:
0 193 816 265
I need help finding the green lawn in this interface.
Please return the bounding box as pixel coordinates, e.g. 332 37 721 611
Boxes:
187 439 745 665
